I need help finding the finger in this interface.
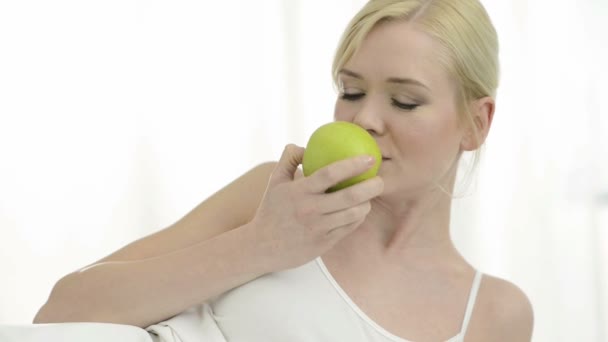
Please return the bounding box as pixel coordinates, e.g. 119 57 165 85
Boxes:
315 176 383 213
304 155 376 194
318 201 371 233
268 144 305 187
325 217 367 244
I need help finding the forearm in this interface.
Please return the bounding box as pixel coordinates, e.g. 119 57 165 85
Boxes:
34 222 270 328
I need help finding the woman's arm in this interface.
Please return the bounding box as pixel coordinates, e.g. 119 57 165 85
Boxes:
33 162 278 327
33 222 272 328
33 145 382 328
93 161 279 264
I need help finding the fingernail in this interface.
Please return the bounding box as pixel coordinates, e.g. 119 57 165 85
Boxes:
364 156 375 165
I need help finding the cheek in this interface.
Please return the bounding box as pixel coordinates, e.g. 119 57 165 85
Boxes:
394 113 461 168
426 123 462 173
333 99 355 122
393 125 428 155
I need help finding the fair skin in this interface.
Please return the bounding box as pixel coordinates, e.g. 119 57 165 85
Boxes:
35 14 533 342
319 19 533 341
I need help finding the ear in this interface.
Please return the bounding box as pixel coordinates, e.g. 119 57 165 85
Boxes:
461 96 495 151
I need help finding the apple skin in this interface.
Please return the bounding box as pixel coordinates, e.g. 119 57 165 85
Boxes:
302 121 382 193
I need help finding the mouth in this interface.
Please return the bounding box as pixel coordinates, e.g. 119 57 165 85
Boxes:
382 157 390 161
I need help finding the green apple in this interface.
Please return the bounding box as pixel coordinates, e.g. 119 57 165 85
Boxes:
302 121 382 192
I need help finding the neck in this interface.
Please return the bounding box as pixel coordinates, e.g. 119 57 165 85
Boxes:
353 184 461 269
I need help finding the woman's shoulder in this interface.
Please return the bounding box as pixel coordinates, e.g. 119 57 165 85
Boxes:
471 273 534 341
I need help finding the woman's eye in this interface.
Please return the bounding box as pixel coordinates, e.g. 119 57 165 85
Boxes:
340 93 365 101
392 99 419 111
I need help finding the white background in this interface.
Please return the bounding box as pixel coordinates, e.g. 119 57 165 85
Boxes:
1 1 606 341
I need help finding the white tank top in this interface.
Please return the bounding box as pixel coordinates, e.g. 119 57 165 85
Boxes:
207 257 483 342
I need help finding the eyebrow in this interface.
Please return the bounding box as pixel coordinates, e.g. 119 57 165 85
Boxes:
339 68 430 91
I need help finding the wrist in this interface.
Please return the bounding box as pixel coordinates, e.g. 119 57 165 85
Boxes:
234 221 277 276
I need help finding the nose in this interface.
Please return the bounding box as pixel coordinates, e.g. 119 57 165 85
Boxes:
352 98 384 136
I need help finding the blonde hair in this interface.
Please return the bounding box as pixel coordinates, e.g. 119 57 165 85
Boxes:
332 0 499 197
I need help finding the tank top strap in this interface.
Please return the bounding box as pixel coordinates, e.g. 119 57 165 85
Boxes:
459 270 483 336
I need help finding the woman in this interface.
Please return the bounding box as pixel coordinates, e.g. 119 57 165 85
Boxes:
35 0 534 340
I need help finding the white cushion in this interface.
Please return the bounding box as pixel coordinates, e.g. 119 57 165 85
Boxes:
0 322 153 342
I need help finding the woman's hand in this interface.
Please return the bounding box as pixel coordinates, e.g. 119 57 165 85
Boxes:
248 144 384 271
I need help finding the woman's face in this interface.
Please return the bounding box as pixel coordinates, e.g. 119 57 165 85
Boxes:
334 20 466 197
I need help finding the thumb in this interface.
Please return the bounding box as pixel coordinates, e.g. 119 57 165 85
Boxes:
269 144 305 186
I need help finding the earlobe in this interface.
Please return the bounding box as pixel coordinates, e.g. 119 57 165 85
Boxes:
460 96 495 151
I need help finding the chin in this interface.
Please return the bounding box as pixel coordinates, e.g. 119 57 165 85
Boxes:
378 174 431 198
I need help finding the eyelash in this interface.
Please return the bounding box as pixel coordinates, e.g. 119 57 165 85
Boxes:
340 93 420 111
